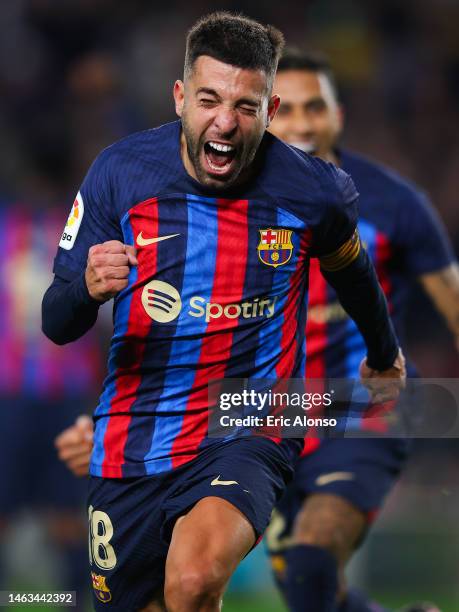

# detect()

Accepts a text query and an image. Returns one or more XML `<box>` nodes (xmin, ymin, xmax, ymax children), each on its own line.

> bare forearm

<box><xmin>420</xmin><ymin>263</ymin><xmax>459</xmax><ymax>339</ymax></box>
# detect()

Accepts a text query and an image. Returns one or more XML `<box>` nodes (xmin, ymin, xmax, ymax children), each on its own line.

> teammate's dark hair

<box><xmin>184</xmin><ymin>11</ymin><xmax>284</xmax><ymax>90</ymax></box>
<box><xmin>278</xmin><ymin>47</ymin><xmax>339</xmax><ymax>100</ymax></box>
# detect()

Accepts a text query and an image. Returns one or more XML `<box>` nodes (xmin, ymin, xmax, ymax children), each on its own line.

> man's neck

<box><xmin>324</xmin><ymin>149</ymin><xmax>340</xmax><ymax>166</ymax></box>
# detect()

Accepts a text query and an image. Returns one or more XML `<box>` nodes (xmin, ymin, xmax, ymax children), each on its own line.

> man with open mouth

<box><xmin>44</xmin><ymin>11</ymin><xmax>405</xmax><ymax>612</ymax></box>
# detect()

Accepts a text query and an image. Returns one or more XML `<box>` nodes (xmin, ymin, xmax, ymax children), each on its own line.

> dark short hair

<box><xmin>278</xmin><ymin>47</ymin><xmax>339</xmax><ymax>99</ymax></box>
<box><xmin>184</xmin><ymin>11</ymin><xmax>284</xmax><ymax>89</ymax></box>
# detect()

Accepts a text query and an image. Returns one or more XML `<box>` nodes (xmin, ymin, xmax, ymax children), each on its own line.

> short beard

<box><xmin>181</xmin><ymin>112</ymin><xmax>205</xmax><ymax>181</ymax></box>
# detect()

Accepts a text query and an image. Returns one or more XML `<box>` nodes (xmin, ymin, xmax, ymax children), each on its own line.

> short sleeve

<box><xmin>53</xmin><ymin>150</ymin><xmax>123</xmax><ymax>280</ymax></box>
<box><xmin>398</xmin><ymin>190</ymin><xmax>455</xmax><ymax>275</ymax></box>
<box><xmin>313</xmin><ymin>167</ymin><xmax>359</xmax><ymax>257</ymax></box>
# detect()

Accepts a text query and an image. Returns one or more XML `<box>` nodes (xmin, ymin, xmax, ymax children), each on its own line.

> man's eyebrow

<box><xmin>195</xmin><ymin>88</ymin><xmax>260</xmax><ymax>107</ymax></box>
<box><xmin>304</xmin><ymin>96</ymin><xmax>326</xmax><ymax>107</ymax></box>
<box><xmin>237</xmin><ymin>97</ymin><xmax>260</xmax><ymax>107</ymax></box>
<box><xmin>196</xmin><ymin>87</ymin><xmax>221</xmax><ymax>99</ymax></box>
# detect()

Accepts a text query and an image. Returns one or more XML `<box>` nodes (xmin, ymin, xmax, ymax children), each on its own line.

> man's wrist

<box><xmin>366</xmin><ymin>345</ymin><xmax>400</xmax><ymax>372</ymax></box>
<box><xmin>76</xmin><ymin>272</ymin><xmax>102</xmax><ymax>307</ymax></box>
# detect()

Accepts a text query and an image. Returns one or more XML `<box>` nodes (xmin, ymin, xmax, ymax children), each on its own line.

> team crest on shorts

<box><xmin>258</xmin><ymin>229</ymin><xmax>293</xmax><ymax>267</ymax></box>
<box><xmin>91</xmin><ymin>572</ymin><xmax>112</xmax><ymax>603</ymax></box>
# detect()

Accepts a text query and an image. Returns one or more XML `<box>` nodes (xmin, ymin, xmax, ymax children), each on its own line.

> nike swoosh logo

<box><xmin>136</xmin><ymin>232</ymin><xmax>180</xmax><ymax>246</ymax></box>
<box><xmin>315</xmin><ymin>472</ymin><xmax>355</xmax><ymax>486</ymax></box>
<box><xmin>211</xmin><ymin>475</ymin><xmax>238</xmax><ymax>486</ymax></box>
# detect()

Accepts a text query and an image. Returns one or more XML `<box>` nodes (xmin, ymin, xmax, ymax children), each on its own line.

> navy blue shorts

<box><xmin>0</xmin><ymin>396</ymin><xmax>89</xmax><ymax>515</ymax></box>
<box><xmin>294</xmin><ymin>438</ymin><xmax>409</xmax><ymax>516</ymax></box>
<box><xmin>88</xmin><ymin>437</ymin><xmax>294</xmax><ymax>611</ymax></box>
<box><xmin>266</xmin><ymin>438</ymin><xmax>409</xmax><ymax>566</ymax></box>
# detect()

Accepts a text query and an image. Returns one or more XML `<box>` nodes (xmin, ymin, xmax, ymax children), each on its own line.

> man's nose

<box><xmin>294</xmin><ymin>109</ymin><xmax>314</xmax><ymax>135</ymax></box>
<box><xmin>213</xmin><ymin>107</ymin><xmax>238</xmax><ymax>135</ymax></box>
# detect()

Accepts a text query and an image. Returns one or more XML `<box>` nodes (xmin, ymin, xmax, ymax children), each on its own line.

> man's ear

<box><xmin>266</xmin><ymin>94</ymin><xmax>281</xmax><ymax>127</ymax></box>
<box><xmin>173</xmin><ymin>80</ymin><xmax>185</xmax><ymax>117</ymax></box>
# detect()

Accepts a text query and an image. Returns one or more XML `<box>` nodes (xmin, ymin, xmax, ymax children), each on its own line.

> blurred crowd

<box><xmin>0</xmin><ymin>0</ymin><xmax>457</xmax><ymax>607</ymax></box>
<box><xmin>0</xmin><ymin>1</ymin><xmax>457</xmax><ymax>229</ymax></box>
<box><xmin>1</xmin><ymin>0</ymin><xmax>458</xmax><ymax>370</ymax></box>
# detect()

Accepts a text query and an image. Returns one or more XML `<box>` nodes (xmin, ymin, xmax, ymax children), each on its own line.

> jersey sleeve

<box><xmin>53</xmin><ymin>149</ymin><xmax>123</xmax><ymax>280</ymax></box>
<box><xmin>312</xmin><ymin>166</ymin><xmax>360</xmax><ymax>262</ymax></box>
<box><xmin>398</xmin><ymin>190</ymin><xmax>455</xmax><ymax>275</ymax></box>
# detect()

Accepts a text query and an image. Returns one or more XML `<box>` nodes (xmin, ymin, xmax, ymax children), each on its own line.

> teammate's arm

<box><xmin>396</xmin><ymin>188</ymin><xmax>457</xmax><ymax>347</ymax></box>
<box><xmin>54</xmin><ymin>415</ymin><xmax>94</xmax><ymax>477</ymax></box>
<box><xmin>420</xmin><ymin>263</ymin><xmax>459</xmax><ymax>348</ymax></box>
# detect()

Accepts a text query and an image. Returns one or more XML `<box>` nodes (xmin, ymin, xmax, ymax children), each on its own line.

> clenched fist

<box><xmin>54</xmin><ymin>415</ymin><xmax>94</xmax><ymax>478</ymax></box>
<box><xmin>359</xmin><ymin>348</ymin><xmax>406</xmax><ymax>403</ymax></box>
<box><xmin>85</xmin><ymin>240</ymin><xmax>138</xmax><ymax>302</ymax></box>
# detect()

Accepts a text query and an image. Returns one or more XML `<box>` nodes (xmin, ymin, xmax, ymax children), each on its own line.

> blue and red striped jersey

<box><xmin>53</xmin><ymin>121</ymin><xmax>358</xmax><ymax>478</ymax></box>
<box><xmin>302</xmin><ymin>150</ymin><xmax>454</xmax><ymax>452</ymax></box>
<box><xmin>305</xmin><ymin>148</ymin><xmax>454</xmax><ymax>384</ymax></box>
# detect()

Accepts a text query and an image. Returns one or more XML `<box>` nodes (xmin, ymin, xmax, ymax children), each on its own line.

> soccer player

<box><xmin>42</xmin><ymin>13</ymin><xmax>405</xmax><ymax>612</ymax></box>
<box><xmin>265</xmin><ymin>49</ymin><xmax>458</xmax><ymax>612</ymax></box>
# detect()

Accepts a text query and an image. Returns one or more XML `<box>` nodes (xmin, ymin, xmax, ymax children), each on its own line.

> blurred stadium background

<box><xmin>0</xmin><ymin>1</ymin><xmax>458</xmax><ymax>610</ymax></box>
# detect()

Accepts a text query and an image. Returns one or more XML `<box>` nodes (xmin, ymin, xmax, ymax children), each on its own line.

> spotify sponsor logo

<box><xmin>141</xmin><ymin>282</ymin><xmax>277</xmax><ymax>324</ymax></box>
<box><xmin>141</xmin><ymin>280</ymin><xmax>182</xmax><ymax>323</ymax></box>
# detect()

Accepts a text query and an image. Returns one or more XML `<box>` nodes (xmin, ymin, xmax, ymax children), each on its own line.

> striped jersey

<box><xmin>303</xmin><ymin>149</ymin><xmax>454</xmax><ymax>450</ymax></box>
<box><xmin>306</xmin><ymin>149</ymin><xmax>454</xmax><ymax>380</ymax></box>
<box><xmin>53</xmin><ymin>121</ymin><xmax>358</xmax><ymax>478</ymax></box>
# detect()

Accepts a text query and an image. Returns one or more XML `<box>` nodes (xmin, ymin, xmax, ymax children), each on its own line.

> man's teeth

<box><xmin>208</xmin><ymin>141</ymin><xmax>234</xmax><ymax>153</ymax></box>
<box><xmin>292</xmin><ymin>142</ymin><xmax>316</xmax><ymax>153</ymax></box>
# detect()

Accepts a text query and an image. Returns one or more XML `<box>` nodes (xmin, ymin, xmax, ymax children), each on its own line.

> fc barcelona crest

<box><xmin>258</xmin><ymin>228</ymin><xmax>293</xmax><ymax>268</ymax></box>
<box><xmin>91</xmin><ymin>572</ymin><xmax>112</xmax><ymax>603</ymax></box>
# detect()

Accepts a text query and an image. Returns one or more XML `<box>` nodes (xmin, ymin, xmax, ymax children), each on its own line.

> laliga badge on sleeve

<box><xmin>59</xmin><ymin>191</ymin><xmax>84</xmax><ymax>250</ymax></box>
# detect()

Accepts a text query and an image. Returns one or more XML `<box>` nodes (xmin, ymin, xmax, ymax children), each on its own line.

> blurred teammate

<box><xmin>0</xmin><ymin>199</ymin><xmax>103</xmax><ymax>610</ymax></box>
<box><xmin>43</xmin><ymin>13</ymin><xmax>405</xmax><ymax>612</ymax></box>
<box><xmin>265</xmin><ymin>49</ymin><xmax>458</xmax><ymax>612</ymax></box>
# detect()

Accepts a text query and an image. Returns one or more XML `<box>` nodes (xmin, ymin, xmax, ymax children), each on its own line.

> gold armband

<box><xmin>319</xmin><ymin>229</ymin><xmax>361</xmax><ymax>272</ymax></box>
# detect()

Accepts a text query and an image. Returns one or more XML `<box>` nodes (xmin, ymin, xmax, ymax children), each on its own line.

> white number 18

<box><xmin>88</xmin><ymin>505</ymin><xmax>117</xmax><ymax>570</ymax></box>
